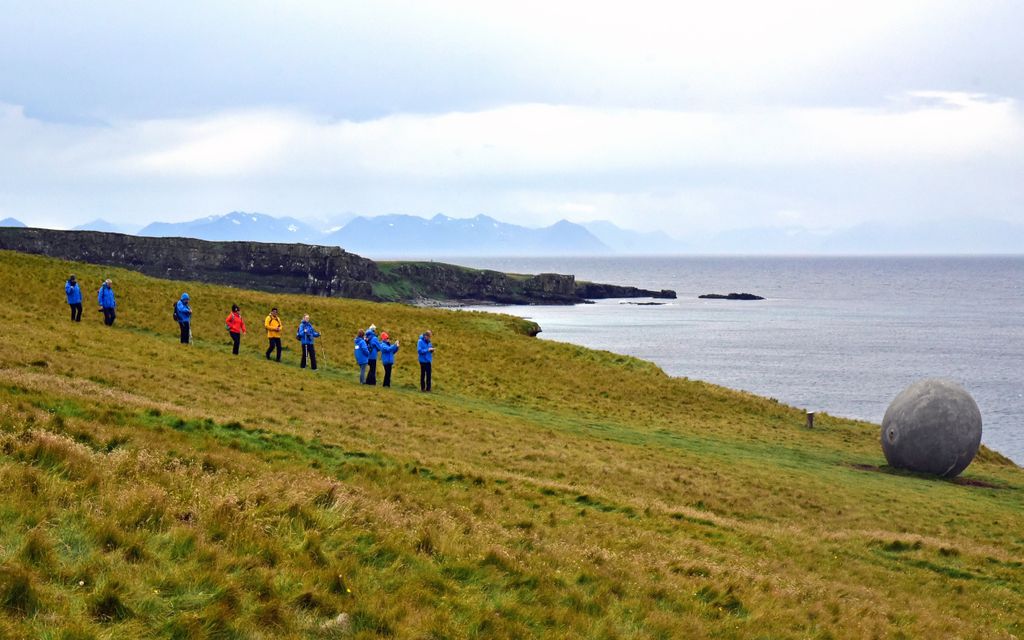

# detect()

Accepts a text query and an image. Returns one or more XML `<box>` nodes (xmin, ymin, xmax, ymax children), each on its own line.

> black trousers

<box><xmin>230</xmin><ymin>331</ymin><xmax>241</xmax><ymax>355</ymax></box>
<box><xmin>69</xmin><ymin>303</ymin><xmax>82</xmax><ymax>322</ymax></box>
<box><xmin>266</xmin><ymin>338</ymin><xmax>281</xmax><ymax>361</ymax></box>
<box><xmin>382</xmin><ymin>363</ymin><xmax>393</xmax><ymax>387</ymax></box>
<box><xmin>301</xmin><ymin>344</ymin><xmax>317</xmax><ymax>370</ymax></box>
<box><xmin>366</xmin><ymin>359</ymin><xmax>377</xmax><ymax>385</ymax></box>
<box><xmin>179</xmin><ymin>321</ymin><xmax>190</xmax><ymax>344</ymax></box>
<box><xmin>419</xmin><ymin>362</ymin><xmax>431</xmax><ymax>391</ymax></box>
<box><xmin>102</xmin><ymin>307</ymin><xmax>116</xmax><ymax>326</ymax></box>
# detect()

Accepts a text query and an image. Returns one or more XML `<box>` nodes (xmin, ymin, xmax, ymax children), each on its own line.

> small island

<box><xmin>699</xmin><ymin>292</ymin><xmax>765</xmax><ymax>300</ymax></box>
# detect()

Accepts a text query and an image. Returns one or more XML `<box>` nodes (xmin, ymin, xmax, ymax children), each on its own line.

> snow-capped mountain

<box><xmin>137</xmin><ymin>211</ymin><xmax>321</xmax><ymax>243</ymax></box>
<box><xmin>581</xmin><ymin>220</ymin><xmax>684</xmax><ymax>254</ymax></box>
<box><xmin>323</xmin><ymin>213</ymin><xmax>611</xmax><ymax>257</ymax></box>
<box><xmin>73</xmin><ymin>219</ymin><xmax>140</xmax><ymax>234</ymax></box>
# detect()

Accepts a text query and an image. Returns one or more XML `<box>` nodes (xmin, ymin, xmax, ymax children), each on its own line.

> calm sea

<box><xmin>453</xmin><ymin>256</ymin><xmax>1024</xmax><ymax>464</ymax></box>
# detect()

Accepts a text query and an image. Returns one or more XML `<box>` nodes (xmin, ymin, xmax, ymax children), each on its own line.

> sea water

<box><xmin>453</xmin><ymin>256</ymin><xmax>1024</xmax><ymax>464</ymax></box>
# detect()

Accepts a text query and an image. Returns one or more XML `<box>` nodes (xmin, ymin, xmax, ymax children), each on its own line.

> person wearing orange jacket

<box><xmin>264</xmin><ymin>307</ymin><xmax>283</xmax><ymax>361</ymax></box>
<box><xmin>225</xmin><ymin>304</ymin><xmax>247</xmax><ymax>355</ymax></box>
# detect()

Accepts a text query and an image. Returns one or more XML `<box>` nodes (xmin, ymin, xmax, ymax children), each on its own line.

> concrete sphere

<box><xmin>881</xmin><ymin>379</ymin><xmax>982</xmax><ymax>478</ymax></box>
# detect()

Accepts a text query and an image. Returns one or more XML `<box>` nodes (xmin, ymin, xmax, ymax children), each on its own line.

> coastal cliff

<box><xmin>378</xmin><ymin>262</ymin><xmax>675</xmax><ymax>304</ymax></box>
<box><xmin>0</xmin><ymin>228</ymin><xmax>378</xmax><ymax>298</ymax></box>
<box><xmin>0</xmin><ymin>227</ymin><xmax>675</xmax><ymax>304</ymax></box>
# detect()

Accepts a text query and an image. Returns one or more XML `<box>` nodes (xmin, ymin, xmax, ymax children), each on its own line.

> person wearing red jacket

<box><xmin>225</xmin><ymin>304</ymin><xmax>247</xmax><ymax>355</ymax></box>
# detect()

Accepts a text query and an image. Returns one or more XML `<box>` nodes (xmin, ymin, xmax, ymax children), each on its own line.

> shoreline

<box><xmin>465</xmin><ymin>299</ymin><xmax>1022</xmax><ymax>467</ymax></box>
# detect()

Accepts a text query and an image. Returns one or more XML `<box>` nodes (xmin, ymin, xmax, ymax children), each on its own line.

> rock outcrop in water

<box><xmin>699</xmin><ymin>292</ymin><xmax>765</xmax><ymax>300</ymax></box>
<box><xmin>578</xmin><ymin>282</ymin><xmax>676</xmax><ymax>300</ymax></box>
<box><xmin>0</xmin><ymin>227</ymin><xmax>676</xmax><ymax>304</ymax></box>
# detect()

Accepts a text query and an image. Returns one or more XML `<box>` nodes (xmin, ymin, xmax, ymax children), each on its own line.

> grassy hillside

<box><xmin>0</xmin><ymin>249</ymin><xmax>1022</xmax><ymax>639</ymax></box>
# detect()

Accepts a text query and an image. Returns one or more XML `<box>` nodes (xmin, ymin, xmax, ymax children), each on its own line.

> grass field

<box><xmin>0</xmin><ymin>249</ymin><xmax>1022</xmax><ymax>639</ymax></box>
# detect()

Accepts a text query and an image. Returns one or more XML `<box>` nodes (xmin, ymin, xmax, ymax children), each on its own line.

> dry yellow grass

<box><xmin>0</xmin><ymin>249</ymin><xmax>1022</xmax><ymax>639</ymax></box>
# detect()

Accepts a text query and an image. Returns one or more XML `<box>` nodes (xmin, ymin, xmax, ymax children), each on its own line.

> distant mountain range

<box><xmin>128</xmin><ymin>211</ymin><xmax>631</xmax><ymax>256</ymax></box>
<box><xmin>696</xmin><ymin>218</ymin><xmax>1024</xmax><ymax>255</ymax></box>
<box><xmin>15</xmin><ymin>212</ymin><xmax>653</xmax><ymax>255</ymax></box>
<box><xmin>138</xmin><ymin>211</ymin><xmax>322</xmax><ymax>244</ymax></box>
<box><xmin>123</xmin><ymin>211</ymin><xmax>622</xmax><ymax>256</ymax></box>
<box><xmin>73</xmin><ymin>219</ymin><xmax>141</xmax><ymax>235</ymax></box>
<box><xmin>8</xmin><ymin>211</ymin><xmax>1024</xmax><ymax>255</ymax></box>
<box><xmin>821</xmin><ymin>218</ymin><xmax>1024</xmax><ymax>254</ymax></box>
<box><xmin>581</xmin><ymin>220</ymin><xmax>683</xmax><ymax>254</ymax></box>
<box><xmin>326</xmin><ymin>214</ymin><xmax>610</xmax><ymax>257</ymax></box>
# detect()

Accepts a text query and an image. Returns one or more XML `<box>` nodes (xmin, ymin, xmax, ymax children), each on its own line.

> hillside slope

<box><xmin>0</xmin><ymin>250</ymin><xmax>1022</xmax><ymax>639</ymax></box>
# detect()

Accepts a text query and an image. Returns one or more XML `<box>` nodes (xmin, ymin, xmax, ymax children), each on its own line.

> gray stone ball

<box><xmin>881</xmin><ymin>379</ymin><xmax>982</xmax><ymax>478</ymax></box>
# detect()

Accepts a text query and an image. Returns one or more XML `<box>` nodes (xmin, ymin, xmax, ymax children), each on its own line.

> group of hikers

<box><xmin>65</xmin><ymin>275</ymin><xmax>436</xmax><ymax>391</ymax></box>
<box><xmin>64</xmin><ymin>274</ymin><xmax>116</xmax><ymax>326</ymax></box>
<box><xmin>349</xmin><ymin>325</ymin><xmax>434</xmax><ymax>390</ymax></box>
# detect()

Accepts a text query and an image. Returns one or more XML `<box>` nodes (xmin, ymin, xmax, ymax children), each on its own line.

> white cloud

<box><xmin>3</xmin><ymin>2</ymin><xmax>1023</xmax><ymax>235</ymax></box>
<box><xmin>120</xmin><ymin>113</ymin><xmax>299</xmax><ymax>176</ymax></box>
<box><xmin>50</xmin><ymin>92</ymin><xmax>1022</xmax><ymax>177</ymax></box>
<box><xmin>1</xmin><ymin>92</ymin><xmax>1021</xmax><ymax>233</ymax></box>
<box><xmin>5</xmin><ymin>1</ymin><xmax>1015</xmax><ymax>124</ymax></box>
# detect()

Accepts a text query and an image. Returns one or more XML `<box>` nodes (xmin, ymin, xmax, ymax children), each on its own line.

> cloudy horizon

<box><xmin>2</xmin><ymin>1</ymin><xmax>1022</xmax><ymax>240</ymax></box>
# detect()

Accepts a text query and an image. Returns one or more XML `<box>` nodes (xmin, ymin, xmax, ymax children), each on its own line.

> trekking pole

<box><xmin>319</xmin><ymin>336</ymin><xmax>328</xmax><ymax>370</ymax></box>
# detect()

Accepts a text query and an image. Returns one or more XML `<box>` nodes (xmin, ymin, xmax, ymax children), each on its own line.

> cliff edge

<box><xmin>0</xmin><ymin>227</ymin><xmax>675</xmax><ymax>304</ymax></box>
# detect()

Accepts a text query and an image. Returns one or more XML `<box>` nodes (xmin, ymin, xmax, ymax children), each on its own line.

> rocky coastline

<box><xmin>0</xmin><ymin>227</ymin><xmax>676</xmax><ymax>305</ymax></box>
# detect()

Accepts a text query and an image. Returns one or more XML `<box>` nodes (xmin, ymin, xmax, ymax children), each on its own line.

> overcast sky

<box><xmin>1</xmin><ymin>1</ymin><xmax>1022</xmax><ymax>235</ymax></box>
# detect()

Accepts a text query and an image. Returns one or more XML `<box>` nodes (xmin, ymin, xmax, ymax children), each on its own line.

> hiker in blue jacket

<box><xmin>365</xmin><ymin>324</ymin><xmax>382</xmax><ymax>385</ymax></box>
<box><xmin>353</xmin><ymin>329</ymin><xmax>370</xmax><ymax>383</ymax></box>
<box><xmin>379</xmin><ymin>332</ymin><xmax>400</xmax><ymax>388</ymax></box>
<box><xmin>65</xmin><ymin>274</ymin><xmax>82</xmax><ymax>322</ymax></box>
<box><xmin>175</xmin><ymin>293</ymin><xmax>192</xmax><ymax>344</ymax></box>
<box><xmin>417</xmin><ymin>330</ymin><xmax>434</xmax><ymax>392</ymax></box>
<box><xmin>97</xmin><ymin>279</ymin><xmax>116</xmax><ymax>326</ymax></box>
<box><xmin>297</xmin><ymin>314</ymin><xmax>321</xmax><ymax>370</ymax></box>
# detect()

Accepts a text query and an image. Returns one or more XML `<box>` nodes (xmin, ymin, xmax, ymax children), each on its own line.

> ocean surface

<box><xmin>452</xmin><ymin>256</ymin><xmax>1024</xmax><ymax>464</ymax></box>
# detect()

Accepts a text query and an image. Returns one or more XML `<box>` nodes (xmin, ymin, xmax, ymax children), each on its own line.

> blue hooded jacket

<box><xmin>97</xmin><ymin>283</ymin><xmax>116</xmax><ymax>309</ymax></box>
<box><xmin>380</xmin><ymin>341</ymin><xmax>399</xmax><ymax>365</ymax></box>
<box><xmin>353</xmin><ymin>336</ymin><xmax>370</xmax><ymax>365</ymax></box>
<box><xmin>365</xmin><ymin>328</ymin><xmax>380</xmax><ymax>360</ymax></box>
<box><xmin>417</xmin><ymin>334</ymin><xmax>433</xmax><ymax>363</ymax></box>
<box><xmin>176</xmin><ymin>295</ymin><xmax>192</xmax><ymax>322</ymax></box>
<box><xmin>297</xmin><ymin>320</ymin><xmax>320</xmax><ymax>345</ymax></box>
<box><xmin>65</xmin><ymin>280</ymin><xmax>82</xmax><ymax>305</ymax></box>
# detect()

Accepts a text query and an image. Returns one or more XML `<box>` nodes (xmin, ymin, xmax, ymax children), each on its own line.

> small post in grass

<box><xmin>806</xmin><ymin>411</ymin><xmax>815</xmax><ymax>429</ymax></box>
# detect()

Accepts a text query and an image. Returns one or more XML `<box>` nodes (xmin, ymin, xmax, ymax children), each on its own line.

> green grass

<box><xmin>0</xmin><ymin>249</ymin><xmax>1022</xmax><ymax>638</ymax></box>
<box><xmin>372</xmin><ymin>261</ymin><xmax>539</xmax><ymax>302</ymax></box>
